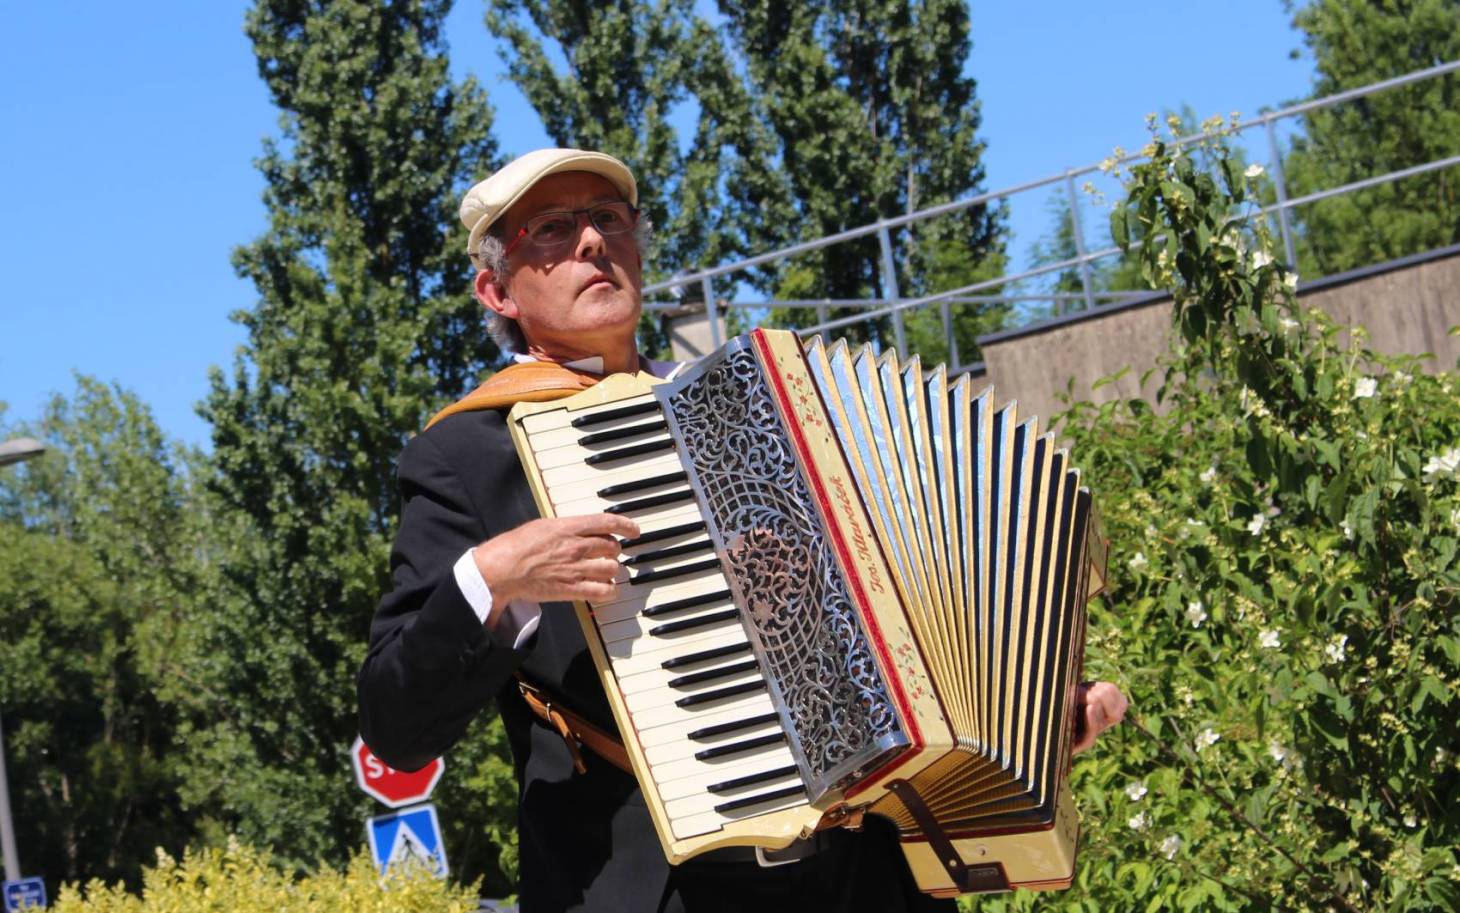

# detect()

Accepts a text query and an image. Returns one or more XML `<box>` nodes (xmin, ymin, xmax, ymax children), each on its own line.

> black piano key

<box><xmin>707</xmin><ymin>765</ymin><xmax>799</xmax><ymax>794</ymax></box>
<box><xmin>577</xmin><ymin>419</ymin><xmax>668</xmax><ymax>446</ymax></box>
<box><xmin>631</xmin><ymin>556</ymin><xmax>721</xmax><ymax>585</ymax></box>
<box><xmin>620</xmin><ymin>520</ymin><xmax>705</xmax><ymax>549</ymax></box>
<box><xmin>713</xmin><ymin>784</ymin><xmax>806</xmax><ymax>814</ymax></box>
<box><xmin>585</xmin><ymin>439</ymin><xmax>676</xmax><ymax>466</ymax></box>
<box><xmin>606</xmin><ymin>489</ymin><xmax>696</xmax><ymax>515</ymax></box>
<box><xmin>661</xmin><ymin>641</ymin><xmax>751</xmax><ymax>670</ymax></box>
<box><xmin>571</xmin><ymin>400</ymin><xmax>661</xmax><ymax>428</ymax></box>
<box><xmin>668</xmin><ymin>659</ymin><xmax>760</xmax><ymax>689</ymax></box>
<box><xmin>688</xmin><ymin>711</ymin><xmax>780</xmax><ymax>741</ymax></box>
<box><xmin>597</xmin><ymin>471</ymin><xmax>688</xmax><ymax>498</ymax></box>
<box><xmin>649</xmin><ymin>607</ymin><xmax>740</xmax><ymax>636</ymax></box>
<box><xmin>694</xmin><ymin>732</ymin><xmax>785</xmax><ymax>761</ymax></box>
<box><xmin>627</xmin><ymin>539</ymin><xmax>715</xmax><ymax>568</ymax></box>
<box><xmin>675</xmin><ymin>679</ymin><xmax>765</xmax><ymax>708</ymax></box>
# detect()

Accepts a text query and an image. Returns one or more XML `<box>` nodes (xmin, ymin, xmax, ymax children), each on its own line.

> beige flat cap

<box><xmin>460</xmin><ymin>148</ymin><xmax>637</xmax><ymax>268</ymax></box>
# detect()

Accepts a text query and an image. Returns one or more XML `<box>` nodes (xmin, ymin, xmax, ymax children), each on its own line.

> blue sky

<box><xmin>0</xmin><ymin>1</ymin><xmax>1314</xmax><ymax>448</ymax></box>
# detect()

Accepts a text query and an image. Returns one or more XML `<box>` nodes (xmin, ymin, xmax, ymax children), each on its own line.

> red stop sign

<box><xmin>352</xmin><ymin>736</ymin><xmax>444</xmax><ymax>808</ymax></box>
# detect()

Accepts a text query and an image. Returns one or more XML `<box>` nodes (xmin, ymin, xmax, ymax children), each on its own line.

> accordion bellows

<box><xmin>509</xmin><ymin>329</ymin><xmax>1106</xmax><ymax>897</ymax></box>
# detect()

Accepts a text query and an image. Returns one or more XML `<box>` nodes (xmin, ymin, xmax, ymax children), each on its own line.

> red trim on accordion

<box><xmin>749</xmin><ymin>330</ymin><xmax>925</xmax><ymax>777</ymax></box>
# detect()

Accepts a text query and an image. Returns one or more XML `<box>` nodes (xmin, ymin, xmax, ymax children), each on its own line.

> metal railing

<box><xmin>642</xmin><ymin>59</ymin><xmax>1460</xmax><ymax>372</ymax></box>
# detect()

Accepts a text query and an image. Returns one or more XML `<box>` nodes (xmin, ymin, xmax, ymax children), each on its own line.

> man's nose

<box><xmin>573</xmin><ymin>211</ymin><xmax>607</xmax><ymax>258</ymax></box>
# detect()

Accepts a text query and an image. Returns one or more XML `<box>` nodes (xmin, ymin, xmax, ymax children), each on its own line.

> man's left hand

<box><xmin>1071</xmin><ymin>681</ymin><xmax>1127</xmax><ymax>755</ymax></box>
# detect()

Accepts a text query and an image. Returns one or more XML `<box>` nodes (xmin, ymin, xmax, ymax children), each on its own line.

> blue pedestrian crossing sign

<box><xmin>366</xmin><ymin>802</ymin><xmax>448</xmax><ymax>879</ymax></box>
<box><xmin>2</xmin><ymin>877</ymin><xmax>47</xmax><ymax>911</ymax></box>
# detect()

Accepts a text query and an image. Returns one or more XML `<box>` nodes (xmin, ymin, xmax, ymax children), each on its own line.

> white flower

<box><xmin>1283</xmin><ymin>272</ymin><xmax>1299</xmax><ymax>291</ymax></box>
<box><xmin>1422</xmin><ymin>447</ymin><xmax>1460</xmax><ymax>482</ymax></box>
<box><xmin>1259</xmin><ymin>629</ymin><xmax>1281</xmax><ymax>649</ymax></box>
<box><xmin>1403</xmin><ymin>814</ymin><xmax>1417</xmax><ymax>828</ymax></box>
<box><xmin>1128</xmin><ymin>551</ymin><xmax>1149</xmax><ymax>572</ymax></box>
<box><xmin>1128</xmin><ymin>811</ymin><xmax>1150</xmax><ymax>831</ymax></box>
<box><xmin>1250</xmin><ymin>250</ymin><xmax>1273</xmax><ymax>271</ymax></box>
<box><xmin>1278</xmin><ymin>317</ymin><xmax>1298</xmax><ymax>333</ymax></box>
<box><xmin>1195</xmin><ymin>728</ymin><xmax>1220</xmax><ymax>752</ymax></box>
<box><xmin>1245</xmin><ymin>163</ymin><xmax>1265</xmax><ymax>179</ymax></box>
<box><xmin>1450</xmin><ymin>505</ymin><xmax>1460</xmax><ymax>529</ymax></box>
<box><xmin>1159</xmin><ymin>834</ymin><xmax>1181</xmax><ymax>859</ymax></box>
<box><xmin>1392</xmin><ymin>371</ymin><xmax>1411</xmax><ymax>385</ymax></box>
<box><xmin>1268</xmin><ymin>742</ymin><xmax>1289</xmax><ymax>764</ymax></box>
<box><xmin>1185</xmin><ymin>600</ymin><xmax>1208</xmax><ymax>628</ymax></box>
<box><xmin>1199</xmin><ymin>465</ymin><xmax>1217</xmax><ymax>483</ymax></box>
<box><xmin>1325</xmin><ymin>635</ymin><xmax>1348</xmax><ymax>663</ymax></box>
<box><xmin>1352</xmin><ymin>376</ymin><xmax>1378</xmax><ymax>399</ymax></box>
<box><xmin>1341</xmin><ymin>519</ymin><xmax>1354</xmax><ymax>540</ymax></box>
<box><xmin>1247</xmin><ymin>514</ymin><xmax>1267</xmax><ymax>536</ymax></box>
<box><xmin>1125</xmin><ymin>782</ymin><xmax>1148</xmax><ymax>801</ymax></box>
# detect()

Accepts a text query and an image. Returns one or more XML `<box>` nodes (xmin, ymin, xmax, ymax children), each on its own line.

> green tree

<box><xmin>965</xmin><ymin>117</ymin><xmax>1459</xmax><ymax>912</ymax></box>
<box><xmin>0</xmin><ymin>380</ymin><xmax>198</xmax><ymax>887</ymax></box>
<box><xmin>486</xmin><ymin>0</ymin><xmax>1004</xmax><ymax>356</ymax></box>
<box><xmin>189</xmin><ymin>0</ymin><xmax>515</xmax><ymax>885</ymax></box>
<box><xmin>717</xmin><ymin>0</ymin><xmax>1003</xmax><ymax>343</ymax></box>
<box><xmin>1283</xmin><ymin>0</ymin><xmax>1460</xmax><ymax>276</ymax></box>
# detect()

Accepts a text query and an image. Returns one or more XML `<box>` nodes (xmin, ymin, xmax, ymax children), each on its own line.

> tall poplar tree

<box><xmin>1283</xmin><ymin>0</ymin><xmax>1460</xmax><ymax>276</ymax></box>
<box><xmin>486</xmin><ymin>0</ymin><xmax>1003</xmax><ymax>353</ymax></box>
<box><xmin>189</xmin><ymin>0</ymin><xmax>508</xmax><ymax>870</ymax></box>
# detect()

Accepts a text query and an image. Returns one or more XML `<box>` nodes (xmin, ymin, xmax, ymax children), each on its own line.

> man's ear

<box><xmin>474</xmin><ymin>269</ymin><xmax>519</xmax><ymax>320</ymax></box>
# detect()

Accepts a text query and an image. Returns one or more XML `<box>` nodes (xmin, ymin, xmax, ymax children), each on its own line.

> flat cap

<box><xmin>460</xmin><ymin>148</ymin><xmax>637</xmax><ymax>268</ymax></box>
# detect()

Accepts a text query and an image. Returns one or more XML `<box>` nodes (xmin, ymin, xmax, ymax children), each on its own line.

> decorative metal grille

<box><xmin>664</xmin><ymin>346</ymin><xmax>899</xmax><ymax>785</ymax></box>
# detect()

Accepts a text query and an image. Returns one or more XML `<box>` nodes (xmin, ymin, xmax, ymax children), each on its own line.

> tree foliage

<box><xmin>1283</xmin><ymin>0</ymin><xmax>1460</xmax><ymax>276</ymax></box>
<box><xmin>184</xmin><ymin>0</ymin><xmax>514</xmax><ymax>881</ymax></box>
<box><xmin>966</xmin><ymin>118</ymin><xmax>1459</xmax><ymax>911</ymax></box>
<box><xmin>0</xmin><ymin>380</ymin><xmax>199</xmax><ymax>887</ymax></box>
<box><xmin>486</xmin><ymin>0</ymin><xmax>1004</xmax><ymax>354</ymax></box>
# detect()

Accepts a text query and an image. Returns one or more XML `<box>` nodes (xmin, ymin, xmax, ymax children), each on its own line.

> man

<box><xmin>357</xmin><ymin>148</ymin><xmax>1128</xmax><ymax>912</ymax></box>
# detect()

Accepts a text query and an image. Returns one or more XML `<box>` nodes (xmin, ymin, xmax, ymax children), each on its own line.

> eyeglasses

<box><xmin>503</xmin><ymin>201</ymin><xmax>639</xmax><ymax>257</ymax></box>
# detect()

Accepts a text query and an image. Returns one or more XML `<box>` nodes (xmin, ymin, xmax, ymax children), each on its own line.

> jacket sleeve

<box><xmin>356</xmin><ymin>427</ymin><xmax>528</xmax><ymax>771</ymax></box>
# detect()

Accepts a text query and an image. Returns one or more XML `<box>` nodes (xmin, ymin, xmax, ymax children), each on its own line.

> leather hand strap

<box><xmin>515</xmin><ymin>675</ymin><xmax>632</xmax><ymax>775</ymax></box>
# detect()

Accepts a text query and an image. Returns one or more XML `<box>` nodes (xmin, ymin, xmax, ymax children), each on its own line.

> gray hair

<box><xmin>474</xmin><ymin>216</ymin><xmax>655</xmax><ymax>355</ymax></box>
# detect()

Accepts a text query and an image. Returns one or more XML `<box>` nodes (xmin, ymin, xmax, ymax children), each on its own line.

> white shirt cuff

<box><xmin>453</xmin><ymin>548</ymin><xmax>542</xmax><ymax>649</ymax></box>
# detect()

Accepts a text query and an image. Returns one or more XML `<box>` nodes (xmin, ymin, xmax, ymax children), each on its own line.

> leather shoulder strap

<box><xmin>426</xmin><ymin>361</ymin><xmax>601</xmax><ymax>430</ymax></box>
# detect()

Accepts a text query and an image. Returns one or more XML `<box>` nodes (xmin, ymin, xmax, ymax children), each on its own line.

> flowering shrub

<box><xmin>966</xmin><ymin>118</ymin><xmax>1459</xmax><ymax>911</ymax></box>
<box><xmin>49</xmin><ymin>841</ymin><xmax>480</xmax><ymax>913</ymax></box>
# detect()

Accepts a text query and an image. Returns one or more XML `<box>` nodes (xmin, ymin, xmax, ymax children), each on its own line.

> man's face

<box><xmin>483</xmin><ymin>171</ymin><xmax>643</xmax><ymax>359</ymax></box>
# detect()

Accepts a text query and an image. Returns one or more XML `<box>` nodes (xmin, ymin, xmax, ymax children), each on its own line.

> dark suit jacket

<box><xmin>357</xmin><ymin>407</ymin><xmax>952</xmax><ymax>913</ymax></box>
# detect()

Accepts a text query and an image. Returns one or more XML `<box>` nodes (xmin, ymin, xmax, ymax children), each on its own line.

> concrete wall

<box><xmin>974</xmin><ymin>245</ymin><xmax>1460</xmax><ymax>426</ymax></box>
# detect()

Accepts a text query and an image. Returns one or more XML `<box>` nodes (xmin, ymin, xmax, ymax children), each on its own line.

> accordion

<box><xmin>508</xmin><ymin>328</ymin><xmax>1107</xmax><ymax>897</ymax></box>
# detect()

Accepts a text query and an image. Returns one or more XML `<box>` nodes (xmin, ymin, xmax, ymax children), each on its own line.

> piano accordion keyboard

<box><xmin>517</xmin><ymin>392</ymin><xmax>810</xmax><ymax>840</ymax></box>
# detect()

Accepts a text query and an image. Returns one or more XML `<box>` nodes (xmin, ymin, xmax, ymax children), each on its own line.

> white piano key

<box><xmin>663</xmin><ymin>770</ymin><xmax>803</xmax><ymax>819</ymax></box>
<box><xmin>629</xmin><ymin>688</ymin><xmax>771</xmax><ymax>730</ymax></box>
<box><xmin>549</xmin><ymin>465</ymin><xmax>690</xmax><ymax>505</ymax></box>
<box><xmin>532</xmin><ymin>431</ymin><xmax>676</xmax><ymax>470</ymax></box>
<box><xmin>607</xmin><ymin>628</ymin><xmax>751</xmax><ymax>679</ymax></box>
<box><xmin>591</xmin><ymin>573</ymin><xmax>728</xmax><ymax>626</ymax></box>
<box><xmin>540</xmin><ymin>452</ymin><xmax>683</xmax><ymax>489</ymax></box>
<box><xmin>669</xmin><ymin>790</ymin><xmax>808</xmax><ymax>841</ymax></box>
<box><xmin>623</xmin><ymin>668</ymin><xmax>764</xmax><ymax>714</ymax></box>
<box><xmin>598</xmin><ymin>596</ymin><xmax>738</xmax><ymax>643</ymax></box>
<box><xmin>592</xmin><ymin>566</ymin><xmax>727</xmax><ymax>615</ymax></box>
<box><xmin>618</xmin><ymin>653</ymin><xmax>760</xmax><ymax>698</ymax></box>
<box><xmin>642</xmin><ymin>718</ymin><xmax>782</xmax><ymax>765</ymax></box>
<box><xmin>528</xmin><ymin>418</ymin><xmax>671</xmax><ymax>454</ymax></box>
<box><xmin>517</xmin><ymin>395</ymin><xmax>659</xmax><ymax>435</ymax></box>
<box><xmin>633</xmin><ymin>695</ymin><xmax>779</xmax><ymax>747</ymax></box>
<box><xmin>652</xmin><ymin>742</ymin><xmax>796</xmax><ymax>789</ymax></box>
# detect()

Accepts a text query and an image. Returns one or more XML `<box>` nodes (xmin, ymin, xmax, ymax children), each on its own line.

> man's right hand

<box><xmin>472</xmin><ymin>513</ymin><xmax>641</xmax><ymax>607</ymax></box>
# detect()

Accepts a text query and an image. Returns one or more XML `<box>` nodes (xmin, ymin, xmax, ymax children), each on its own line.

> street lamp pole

<box><xmin>0</xmin><ymin>436</ymin><xmax>46</xmax><ymax>883</ymax></box>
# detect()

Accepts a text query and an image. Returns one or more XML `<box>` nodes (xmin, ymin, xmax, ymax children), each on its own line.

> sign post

<box><xmin>351</xmin><ymin>737</ymin><xmax>443</xmax><ymax>809</ymax></box>
<box><xmin>365</xmin><ymin>804</ymin><xmax>448</xmax><ymax>879</ymax></box>
<box><xmin>2</xmin><ymin>877</ymin><xmax>46</xmax><ymax>911</ymax></box>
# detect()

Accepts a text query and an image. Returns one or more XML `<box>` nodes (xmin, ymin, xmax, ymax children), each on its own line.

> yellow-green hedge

<box><xmin>51</xmin><ymin>840</ymin><xmax>481</xmax><ymax>913</ymax></box>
